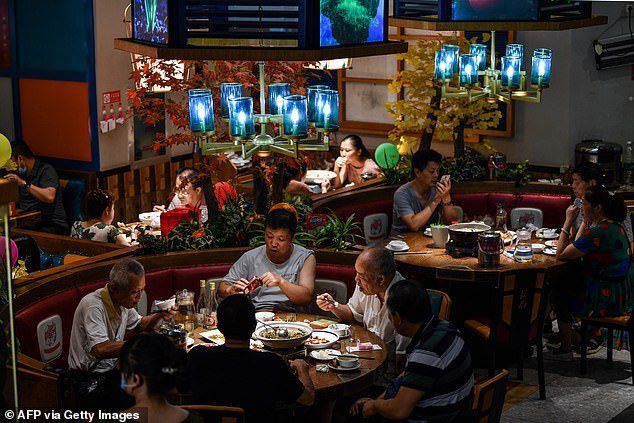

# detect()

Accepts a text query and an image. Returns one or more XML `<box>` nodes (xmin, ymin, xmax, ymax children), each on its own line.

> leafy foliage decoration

<box><xmin>386</xmin><ymin>35</ymin><xmax>502</xmax><ymax>157</ymax></box>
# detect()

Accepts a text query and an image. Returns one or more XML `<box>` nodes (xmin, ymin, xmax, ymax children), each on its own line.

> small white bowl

<box><xmin>154</xmin><ymin>297</ymin><xmax>175</xmax><ymax>311</ymax></box>
<box><xmin>337</xmin><ymin>354</ymin><xmax>359</xmax><ymax>368</ymax></box>
<box><xmin>532</xmin><ymin>243</ymin><xmax>545</xmax><ymax>254</ymax></box>
<box><xmin>387</xmin><ymin>240</ymin><xmax>408</xmax><ymax>251</ymax></box>
<box><xmin>328</xmin><ymin>323</ymin><xmax>350</xmax><ymax>338</ymax></box>
<box><xmin>255</xmin><ymin>311</ymin><xmax>275</xmax><ymax>322</ymax></box>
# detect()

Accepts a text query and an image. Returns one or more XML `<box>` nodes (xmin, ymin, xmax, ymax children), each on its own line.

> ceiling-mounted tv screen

<box><xmin>133</xmin><ymin>0</ymin><xmax>169</xmax><ymax>44</ymax></box>
<box><xmin>452</xmin><ymin>0</ymin><xmax>539</xmax><ymax>21</ymax></box>
<box><xmin>320</xmin><ymin>0</ymin><xmax>386</xmax><ymax>47</ymax></box>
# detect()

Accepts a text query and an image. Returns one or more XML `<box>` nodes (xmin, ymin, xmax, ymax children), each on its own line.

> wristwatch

<box><xmin>23</xmin><ymin>181</ymin><xmax>30</xmax><ymax>189</ymax></box>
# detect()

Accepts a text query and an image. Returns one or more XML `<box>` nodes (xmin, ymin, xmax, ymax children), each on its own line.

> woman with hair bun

<box><xmin>119</xmin><ymin>333</ymin><xmax>202</xmax><ymax>423</ymax></box>
<box><xmin>70</xmin><ymin>189</ymin><xmax>131</xmax><ymax>246</ymax></box>
<box><xmin>549</xmin><ymin>185</ymin><xmax>633</xmax><ymax>360</ymax></box>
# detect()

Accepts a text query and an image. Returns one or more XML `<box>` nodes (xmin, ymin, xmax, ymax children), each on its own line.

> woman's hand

<box><xmin>334</xmin><ymin>156</ymin><xmax>347</xmax><ymax>170</ymax></box>
<box><xmin>564</xmin><ymin>204</ymin><xmax>580</xmax><ymax>226</ymax></box>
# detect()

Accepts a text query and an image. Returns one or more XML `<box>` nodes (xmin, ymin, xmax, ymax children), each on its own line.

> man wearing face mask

<box><xmin>4</xmin><ymin>140</ymin><xmax>68</xmax><ymax>234</ymax></box>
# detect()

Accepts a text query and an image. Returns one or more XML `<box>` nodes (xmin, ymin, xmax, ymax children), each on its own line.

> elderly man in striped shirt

<box><xmin>351</xmin><ymin>279</ymin><xmax>474</xmax><ymax>422</ymax></box>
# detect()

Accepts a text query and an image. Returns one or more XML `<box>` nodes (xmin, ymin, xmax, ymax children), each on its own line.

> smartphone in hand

<box><xmin>440</xmin><ymin>174</ymin><xmax>451</xmax><ymax>184</ymax></box>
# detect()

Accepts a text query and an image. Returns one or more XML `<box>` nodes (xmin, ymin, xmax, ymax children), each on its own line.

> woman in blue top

<box><xmin>390</xmin><ymin>149</ymin><xmax>458</xmax><ymax>236</ymax></box>
<box><xmin>552</xmin><ymin>185</ymin><xmax>632</xmax><ymax>359</ymax></box>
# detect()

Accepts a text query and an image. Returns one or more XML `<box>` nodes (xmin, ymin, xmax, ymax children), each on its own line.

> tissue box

<box><xmin>358</xmin><ymin>342</ymin><xmax>373</xmax><ymax>351</ymax></box>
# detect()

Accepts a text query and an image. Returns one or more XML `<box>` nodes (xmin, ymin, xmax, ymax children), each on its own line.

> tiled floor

<box><xmin>500</xmin><ymin>348</ymin><xmax>634</xmax><ymax>423</ymax></box>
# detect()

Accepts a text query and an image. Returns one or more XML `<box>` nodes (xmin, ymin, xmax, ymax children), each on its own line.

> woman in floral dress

<box><xmin>70</xmin><ymin>189</ymin><xmax>131</xmax><ymax>246</ymax></box>
<box><xmin>551</xmin><ymin>185</ymin><xmax>632</xmax><ymax>359</ymax></box>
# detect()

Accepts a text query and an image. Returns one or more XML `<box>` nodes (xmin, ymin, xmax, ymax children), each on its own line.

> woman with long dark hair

<box><xmin>333</xmin><ymin>135</ymin><xmax>381</xmax><ymax>188</ymax></box>
<box><xmin>550</xmin><ymin>185</ymin><xmax>633</xmax><ymax>360</ymax></box>
<box><xmin>119</xmin><ymin>333</ymin><xmax>202</xmax><ymax>422</ymax></box>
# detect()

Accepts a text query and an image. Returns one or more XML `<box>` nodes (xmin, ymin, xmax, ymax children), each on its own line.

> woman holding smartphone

<box><xmin>390</xmin><ymin>149</ymin><xmax>458</xmax><ymax>236</ymax></box>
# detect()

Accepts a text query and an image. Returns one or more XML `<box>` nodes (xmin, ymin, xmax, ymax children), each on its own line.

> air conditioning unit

<box><xmin>594</xmin><ymin>33</ymin><xmax>634</xmax><ymax>70</ymax></box>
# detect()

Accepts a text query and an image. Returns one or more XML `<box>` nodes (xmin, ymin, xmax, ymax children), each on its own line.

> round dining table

<box><xmin>391</xmin><ymin>231</ymin><xmax>574</xmax><ymax>285</ymax></box>
<box><xmin>191</xmin><ymin>313</ymin><xmax>388</xmax><ymax>403</ymax></box>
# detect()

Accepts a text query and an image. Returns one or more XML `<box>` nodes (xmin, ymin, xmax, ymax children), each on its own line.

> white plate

<box><xmin>328</xmin><ymin>362</ymin><xmax>361</xmax><ymax>372</ymax></box>
<box><xmin>310</xmin><ymin>349</ymin><xmax>341</xmax><ymax>361</ymax></box>
<box><xmin>305</xmin><ymin>170</ymin><xmax>337</xmax><ymax>184</ymax></box>
<box><xmin>545</xmin><ymin>240</ymin><xmax>558</xmax><ymax>248</ymax></box>
<box><xmin>305</xmin><ymin>330</ymin><xmax>339</xmax><ymax>349</ymax></box>
<box><xmin>495</xmin><ymin>230</ymin><xmax>517</xmax><ymax>245</ymax></box>
<box><xmin>536</xmin><ymin>228</ymin><xmax>558</xmax><ymax>239</ymax></box>
<box><xmin>199</xmin><ymin>329</ymin><xmax>225</xmax><ymax>345</ymax></box>
<box><xmin>424</xmin><ymin>228</ymin><xmax>432</xmax><ymax>237</ymax></box>
<box><xmin>543</xmin><ymin>247</ymin><xmax>557</xmax><ymax>256</ymax></box>
<box><xmin>186</xmin><ymin>337</ymin><xmax>195</xmax><ymax>347</ymax></box>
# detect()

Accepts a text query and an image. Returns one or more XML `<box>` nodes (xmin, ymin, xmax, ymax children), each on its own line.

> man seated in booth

<box><xmin>570</xmin><ymin>162</ymin><xmax>633</xmax><ymax>249</ymax></box>
<box><xmin>218</xmin><ymin>204</ymin><xmax>316</xmax><ymax>312</ymax></box>
<box><xmin>4</xmin><ymin>140</ymin><xmax>68</xmax><ymax>234</ymax></box>
<box><xmin>316</xmin><ymin>247</ymin><xmax>408</xmax><ymax>378</ymax></box>
<box><xmin>351</xmin><ymin>279</ymin><xmax>474</xmax><ymax>422</ymax></box>
<box><xmin>68</xmin><ymin>258</ymin><xmax>175</xmax><ymax>410</ymax></box>
<box><xmin>187</xmin><ymin>294</ymin><xmax>315</xmax><ymax>422</ymax></box>
<box><xmin>390</xmin><ymin>149</ymin><xmax>458</xmax><ymax>236</ymax></box>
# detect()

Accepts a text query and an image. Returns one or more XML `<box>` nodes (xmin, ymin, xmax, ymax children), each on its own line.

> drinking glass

<box><xmin>285</xmin><ymin>313</ymin><xmax>297</xmax><ymax>322</ymax></box>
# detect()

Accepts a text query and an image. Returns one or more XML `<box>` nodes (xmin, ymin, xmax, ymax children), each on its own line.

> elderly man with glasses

<box><xmin>316</xmin><ymin>247</ymin><xmax>408</xmax><ymax>377</ymax></box>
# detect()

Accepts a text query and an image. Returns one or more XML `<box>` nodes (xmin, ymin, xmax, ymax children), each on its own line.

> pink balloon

<box><xmin>0</xmin><ymin>237</ymin><xmax>19</xmax><ymax>267</ymax></box>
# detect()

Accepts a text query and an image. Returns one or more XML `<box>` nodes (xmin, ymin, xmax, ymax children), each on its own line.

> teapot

<box><xmin>513</xmin><ymin>228</ymin><xmax>534</xmax><ymax>263</ymax></box>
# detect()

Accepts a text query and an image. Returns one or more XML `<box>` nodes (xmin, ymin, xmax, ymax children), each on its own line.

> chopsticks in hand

<box><xmin>318</xmin><ymin>295</ymin><xmax>339</xmax><ymax>308</ymax></box>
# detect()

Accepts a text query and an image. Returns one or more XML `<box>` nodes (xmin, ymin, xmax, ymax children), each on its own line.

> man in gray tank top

<box><xmin>218</xmin><ymin>207</ymin><xmax>316</xmax><ymax>311</ymax></box>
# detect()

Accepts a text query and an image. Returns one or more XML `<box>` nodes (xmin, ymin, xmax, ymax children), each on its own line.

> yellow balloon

<box><xmin>0</xmin><ymin>133</ymin><xmax>11</xmax><ymax>168</ymax></box>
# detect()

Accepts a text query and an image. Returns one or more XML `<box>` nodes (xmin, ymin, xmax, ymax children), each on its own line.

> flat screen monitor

<box><xmin>320</xmin><ymin>0</ymin><xmax>386</xmax><ymax>47</ymax></box>
<box><xmin>133</xmin><ymin>0</ymin><xmax>169</xmax><ymax>44</ymax></box>
<box><xmin>452</xmin><ymin>0</ymin><xmax>539</xmax><ymax>21</ymax></box>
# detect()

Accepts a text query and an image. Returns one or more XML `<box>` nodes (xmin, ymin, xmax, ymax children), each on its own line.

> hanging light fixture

<box><xmin>433</xmin><ymin>31</ymin><xmax>552</xmax><ymax>104</ymax></box>
<box><xmin>187</xmin><ymin>62</ymin><xmax>338</xmax><ymax>158</ymax></box>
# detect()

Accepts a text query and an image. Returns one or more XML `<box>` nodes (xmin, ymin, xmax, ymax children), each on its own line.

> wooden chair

<box><xmin>179</xmin><ymin>404</ymin><xmax>245</xmax><ymax>423</ymax></box>
<box><xmin>472</xmin><ymin>369</ymin><xmax>510</xmax><ymax>423</ymax></box>
<box><xmin>464</xmin><ymin>270</ymin><xmax>548</xmax><ymax>400</ymax></box>
<box><xmin>427</xmin><ymin>288</ymin><xmax>453</xmax><ymax>321</ymax></box>
<box><xmin>579</xmin><ymin>314</ymin><xmax>634</xmax><ymax>384</ymax></box>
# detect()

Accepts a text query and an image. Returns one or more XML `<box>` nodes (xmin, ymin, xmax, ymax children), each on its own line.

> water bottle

<box><xmin>623</xmin><ymin>141</ymin><xmax>633</xmax><ymax>185</ymax></box>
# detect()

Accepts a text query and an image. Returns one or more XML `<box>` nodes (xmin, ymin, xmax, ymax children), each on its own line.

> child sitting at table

<box><xmin>70</xmin><ymin>189</ymin><xmax>131</xmax><ymax>246</ymax></box>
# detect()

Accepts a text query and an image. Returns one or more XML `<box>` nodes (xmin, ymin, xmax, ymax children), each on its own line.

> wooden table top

<box><xmin>391</xmin><ymin>232</ymin><xmax>572</xmax><ymax>279</ymax></box>
<box><xmin>190</xmin><ymin>313</ymin><xmax>388</xmax><ymax>402</ymax></box>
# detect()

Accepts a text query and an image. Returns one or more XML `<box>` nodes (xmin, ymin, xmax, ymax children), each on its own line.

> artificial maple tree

<box><xmin>386</xmin><ymin>35</ymin><xmax>501</xmax><ymax>158</ymax></box>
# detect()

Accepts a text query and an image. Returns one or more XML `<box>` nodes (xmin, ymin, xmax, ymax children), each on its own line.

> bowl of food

<box><xmin>304</xmin><ymin>330</ymin><xmax>339</xmax><ymax>350</ymax></box>
<box><xmin>253</xmin><ymin>321</ymin><xmax>312</xmax><ymax>349</ymax></box>
<box><xmin>138</xmin><ymin>211</ymin><xmax>162</xmax><ymax>228</ymax></box>
<box><xmin>448</xmin><ymin>222</ymin><xmax>491</xmax><ymax>244</ymax></box>
<box><xmin>304</xmin><ymin>170</ymin><xmax>337</xmax><ymax>184</ymax></box>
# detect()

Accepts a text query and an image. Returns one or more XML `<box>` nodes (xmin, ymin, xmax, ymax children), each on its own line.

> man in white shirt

<box><xmin>316</xmin><ymin>247</ymin><xmax>408</xmax><ymax>377</ymax></box>
<box><xmin>68</xmin><ymin>258</ymin><xmax>174</xmax><ymax>410</ymax></box>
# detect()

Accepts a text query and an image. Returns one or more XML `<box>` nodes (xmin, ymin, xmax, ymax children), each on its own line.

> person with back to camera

<box><xmin>333</xmin><ymin>135</ymin><xmax>381</xmax><ymax>188</ymax></box>
<box><xmin>218</xmin><ymin>204</ymin><xmax>315</xmax><ymax>311</ymax></box>
<box><xmin>350</xmin><ymin>279</ymin><xmax>474</xmax><ymax>422</ymax></box>
<box><xmin>390</xmin><ymin>149</ymin><xmax>458</xmax><ymax>236</ymax></box>
<box><xmin>4</xmin><ymin>139</ymin><xmax>68</xmax><ymax>234</ymax></box>
<box><xmin>187</xmin><ymin>294</ymin><xmax>314</xmax><ymax>422</ymax></box>
<box><xmin>70</xmin><ymin>189</ymin><xmax>132</xmax><ymax>246</ymax></box>
<box><xmin>118</xmin><ymin>333</ymin><xmax>203</xmax><ymax>423</ymax></box>
<box><xmin>546</xmin><ymin>185</ymin><xmax>633</xmax><ymax>361</ymax></box>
